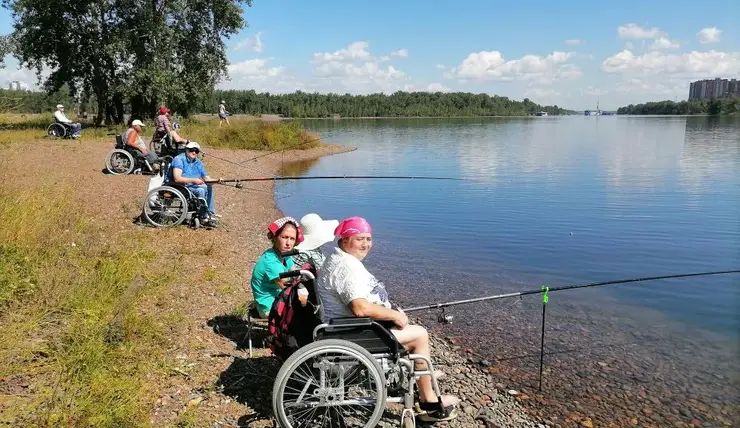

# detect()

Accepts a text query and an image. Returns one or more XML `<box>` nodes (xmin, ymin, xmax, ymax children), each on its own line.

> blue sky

<box><xmin>1</xmin><ymin>0</ymin><xmax>739</xmax><ymax>110</ymax></box>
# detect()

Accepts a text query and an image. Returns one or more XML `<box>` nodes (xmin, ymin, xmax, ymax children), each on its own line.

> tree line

<box><xmin>0</xmin><ymin>86</ymin><xmax>572</xmax><ymax>118</ymax></box>
<box><xmin>1</xmin><ymin>0</ymin><xmax>254</xmax><ymax>125</ymax></box>
<box><xmin>617</xmin><ymin>97</ymin><xmax>740</xmax><ymax>116</ymax></box>
<box><xmin>195</xmin><ymin>90</ymin><xmax>571</xmax><ymax>117</ymax></box>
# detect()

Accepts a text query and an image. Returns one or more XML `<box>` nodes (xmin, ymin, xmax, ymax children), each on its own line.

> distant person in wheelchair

<box><xmin>316</xmin><ymin>216</ymin><xmax>459</xmax><ymax>422</ymax></box>
<box><xmin>153</xmin><ymin>106</ymin><xmax>188</xmax><ymax>149</ymax></box>
<box><xmin>167</xmin><ymin>141</ymin><xmax>220</xmax><ymax>224</ymax></box>
<box><xmin>54</xmin><ymin>104</ymin><xmax>81</xmax><ymax>138</ymax></box>
<box><xmin>123</xmin><ymin>119</ymin><xmax>161</xmax><ymax>170</ymax></box>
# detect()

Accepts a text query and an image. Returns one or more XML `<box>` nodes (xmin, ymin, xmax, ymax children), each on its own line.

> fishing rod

<box><xmin>403</xmin><ymin>269</ymin><xmax>740</xmax><ymax>314</ymax></box>
<box><xmin>400</xmin><ymin>268</ymin><xmax>740</xmax><ymax>392</ymax></box>
<box><xmin>206</xmin><ymin>175</ymin><xmax>469</xmax><ymax>183</ymax></box>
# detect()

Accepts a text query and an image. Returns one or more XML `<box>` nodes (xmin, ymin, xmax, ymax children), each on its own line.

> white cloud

<box><xmin>617</xmin><ymin>23</ymin><xmax>665</xmax><ymax>39</ymax></box>
<box><xmin>565</xmin><ymin>39</ymin><xmax>582</xmax><ymax>46</ymax></box>
<box><xmin>233</xmin><ymin>32</ymin><xmax>264</xmax><ymax>53</ymax></box>
<box><xmin>312</xmin><ymin>41</ymin><xmax>372</xmax><ymax>64</ymax></box>
<box><xmin>524</xmin><ymin>87</ymin><xmax>561</xmax><ymax>98</ymax></box>
<box><xmin>227</xmin><ymin>58</ymin><xmax>285</xmax><ymax>77</ymax></box>
<box><xmin>697</xmin><ymin>27</ymin><xmax>722</xmax><ymax>44</ymax></box>
<box><xmin>391</xmin><ymin>49</ymin><xmax>409</xmax><ymax>58</ymax></box>
<box><xmin>650</xmin><ymin>37</ymin><xmax>681</xmax><ymax>50</ymax></box>
<box><xmin>0</xmin><ymin>56</ymin><xmax>47</xmax><ymax>90</ymax></box>
<box><xmin>601</xmin><ymin>49</ymin><xmax>740</xmax><ymax>78</ymax></box>
<box><xmin>448</xmin><ymin>50</ymin><xmax>581</xmax><ymax>84</ymax></box>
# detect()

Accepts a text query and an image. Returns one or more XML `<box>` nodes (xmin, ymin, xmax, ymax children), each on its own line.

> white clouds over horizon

<box><xmin>2</xmin><ymin>19</ymin><xmax>738</xmax><ymax>110</ymax></box>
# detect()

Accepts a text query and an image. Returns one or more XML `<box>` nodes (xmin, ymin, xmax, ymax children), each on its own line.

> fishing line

<box><xmin>402</xmin><ymin>269</ymin><xmax>740</xmax><ymax>313</ymax></box>
<box><xmin>208</xmin><ymin>175</ymin><xmax>469</xmax><ymax>183</ymax></box>
<box><xmin>238</xmin><ymin>137</ymin><xmax>324</xmax><ymax>164</ymax></box>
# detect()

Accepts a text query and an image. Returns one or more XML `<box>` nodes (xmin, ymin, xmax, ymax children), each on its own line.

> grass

<box><xmin>0</xmin><ymin>186</ymin><xmax>174</xmax><ymax>427</ymax></box>
<box><xmin>0</xmin><ymin>113</ymin><xmax>323</xmax><ymax>152</ymax></box>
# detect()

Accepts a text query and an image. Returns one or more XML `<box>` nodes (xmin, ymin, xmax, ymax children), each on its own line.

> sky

<box><xmin>1</xmin><ymin>0</ymin><xmax>739</xmax><ymax>111</ymax></box>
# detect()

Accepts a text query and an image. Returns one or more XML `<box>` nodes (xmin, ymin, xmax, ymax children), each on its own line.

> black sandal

<box><xmin>416</xmin><ymin>399</ymin><xmax>458</xmax><ymax>422</ymax></box>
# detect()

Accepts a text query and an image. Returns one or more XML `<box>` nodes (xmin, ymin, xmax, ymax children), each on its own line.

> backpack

<box><xmin>266</xmin><ymin>265</ymin><xmax>321</xmax><ymax>362</ymax></box>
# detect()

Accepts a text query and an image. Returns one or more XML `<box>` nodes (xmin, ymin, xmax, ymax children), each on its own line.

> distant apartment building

<box><xmin>689</xmin><ymin>78</ymin><xmax>740</xmax><ymax>100</ymax></box>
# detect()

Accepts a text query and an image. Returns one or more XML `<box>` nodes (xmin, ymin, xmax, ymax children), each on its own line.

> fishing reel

<box><xmin>437</xmin><ymin>308</ymin><xmax>453</xmax><ymax>325</ymax></box>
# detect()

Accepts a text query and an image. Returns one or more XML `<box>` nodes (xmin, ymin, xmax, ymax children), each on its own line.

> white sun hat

<box><xmin>295</xmin><ymin>213</ymin><xmax>339</xmax><ymax>250</ymax></box>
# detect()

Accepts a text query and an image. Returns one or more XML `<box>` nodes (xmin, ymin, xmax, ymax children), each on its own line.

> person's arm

<box><xmin>172</xmin><ymin>167</ymin><xmax>203</xmax><ymax>185</ymax></box>
<box><xmin>348</xmin><ymin>298</ymin><xmax>408</xmax><ymax>328</ymax></box>
<box><xmin>265</xmin><ymin>257</ymin><xmax>292</xmax><ymax>290</ymax></box>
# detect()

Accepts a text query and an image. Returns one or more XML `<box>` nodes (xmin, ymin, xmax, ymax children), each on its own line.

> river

<box><xmin>276</xmin><ymin>115</ymin><xmax>739</xmax><ymax>426</ymax></box>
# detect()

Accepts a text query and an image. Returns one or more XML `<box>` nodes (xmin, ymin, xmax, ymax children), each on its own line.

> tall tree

<box><xmin>2</xmin><ymin>0</ymin><xmax>252</xmax><ymax>124</ymax></box>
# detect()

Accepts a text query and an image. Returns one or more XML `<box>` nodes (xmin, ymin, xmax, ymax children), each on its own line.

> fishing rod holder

<box><xmin>437</xmin><ymin>308</ymin><xmax>454</xmax><ymax>325</ymax></box>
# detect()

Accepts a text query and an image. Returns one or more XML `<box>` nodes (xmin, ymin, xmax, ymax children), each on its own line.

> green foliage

<box><xmin>184</xmin><ymin>118</ymin><xmax>322</xmax><ymax>150</ymax></box>
<box><xmin>0</xmin><ymin>87</ymin><xmax>77</xmax><ymax>116</ymax></box>
<box><xmin>197</xmin><ymin>90</ymin><xmax>573</xmax><ymax>117</ymax></box>
<box><xmin>0</xmin><ymin>187</ymin><xmax>169</xmax><ymax>427</ymax></box>
<box><xmin>617</xmin><ymin>97</ymin><xmax>740</xmax><ymax>115</ymax></box>
<box><xmin>2</xmin><ymin>0</ymin><xmax>254</xmax><ymax>124</ymax></box>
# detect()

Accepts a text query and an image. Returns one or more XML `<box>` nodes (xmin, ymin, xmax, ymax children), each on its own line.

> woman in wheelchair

<box><xmin>250</xmin><ymin>217</ymin><xmax>305</xmax><ymax>318</ymax></box>
<box><xmin>124</xmin><ymin>119</ymin><xmax>160</xmax><ymax>168</ymax></box>
<box><xmin>316</xmin><ymin>216</ymin><xmax>459</xmax><ymax>422</ymax></box>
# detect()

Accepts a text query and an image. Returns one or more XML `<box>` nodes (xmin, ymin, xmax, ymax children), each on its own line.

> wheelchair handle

<box><xmin>279</xmin><ymin>249</ymin><xmax>300</xmax><ymax>258</ymax></box>
<box><xmin>279</xmin><ymin>269</ymin><xmax>316</xmax><ymax>281</ymax></box>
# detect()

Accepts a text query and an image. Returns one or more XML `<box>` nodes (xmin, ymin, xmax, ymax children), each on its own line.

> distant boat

<box><xmin>584</xmin><ymin>97</ymin><xmax>602</xmax><ymax>116</ymax></box>
<box><xmin>535</xmin><ymin>111</ymin><xmax>548</xmax><ymax>116</ymax></box>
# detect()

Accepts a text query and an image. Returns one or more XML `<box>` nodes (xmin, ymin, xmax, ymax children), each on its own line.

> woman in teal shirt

<box><xmin>250</xmin><ymin>217</ymin><xmax>304</xmax><ymax>317</ymax></box>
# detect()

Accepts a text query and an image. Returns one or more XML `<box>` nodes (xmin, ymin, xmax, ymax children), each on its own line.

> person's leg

<box><xmin>391</xmin><ymin>325</ymin><xmax>458</xmax><ymax>405</ymax></box>
<box><xmin>205</xmin><ymin>184</ymin><xmax>215</xmax><ymax>215</ymax></box>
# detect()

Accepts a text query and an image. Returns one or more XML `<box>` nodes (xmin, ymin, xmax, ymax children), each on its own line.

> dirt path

<box><xmin>1</xmin><ymin>135</ymin><xmax>352</xmax><ymax>427</ymax></box>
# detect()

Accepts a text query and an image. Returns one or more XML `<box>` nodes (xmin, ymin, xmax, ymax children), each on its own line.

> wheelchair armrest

<box><xmin>328</xmin><ymin>317</ymin><xmax>373</xmax><ymax>327</ymax></box>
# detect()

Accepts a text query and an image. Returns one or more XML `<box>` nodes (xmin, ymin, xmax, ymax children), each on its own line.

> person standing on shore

<box><xmin>218</xmin><ymin>100</ymin><xmax>230</xmax><ymax>127</ymax></box>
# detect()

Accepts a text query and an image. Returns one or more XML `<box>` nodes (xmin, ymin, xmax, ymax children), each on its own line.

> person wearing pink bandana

<box><xmin>250</xmin><ymin>217</ymin><xmax>304</xmax><ymax>317</ymax></box>
<box><xmin>316</xmin><ymin>216</ymin><xmax>459</xmax><ymax>422</ymax></box>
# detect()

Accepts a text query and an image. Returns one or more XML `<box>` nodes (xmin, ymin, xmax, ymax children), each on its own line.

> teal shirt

<box><xmin>250</xmin><ymin>248</ymin><xmax>294</xmax><ymax>315</ymax></box>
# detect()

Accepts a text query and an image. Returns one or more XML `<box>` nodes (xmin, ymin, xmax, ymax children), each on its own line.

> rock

<box><xmin>631</xmin><ymin>418</ymin><xmax>639</xmax><ymax>425</ymax></box>
<box><xmin>581</xmin><ymin>419</ymin><xmax>594</xmax><ymax>428</ymax></box>
<box><xmin>507</xmin><ymin>389</ymin><xmax>519</xmax><ymax>396</ymax></box>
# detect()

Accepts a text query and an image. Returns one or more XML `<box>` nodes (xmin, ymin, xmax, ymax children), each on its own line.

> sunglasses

<box><xmin>187</xmin><ymin>148</ymin><xmax>200</xmax><ymax>154</ymax></box>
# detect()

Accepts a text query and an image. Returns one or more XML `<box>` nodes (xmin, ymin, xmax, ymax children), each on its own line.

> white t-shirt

<box><xmin>54</xmin><ymin>110</ymin><xmax>71</xmax><ymax>123</ymax></box>
<box><xmin>316</xmin><ymin>245</ymin><xmax>392</xmax><ymax>320</ymax></box>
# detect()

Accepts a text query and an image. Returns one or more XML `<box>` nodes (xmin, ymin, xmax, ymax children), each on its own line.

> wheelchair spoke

<box><xmin>279</xmin><ymin>349</ymin><xmax>384</xmax><ymax>427</ymax></box>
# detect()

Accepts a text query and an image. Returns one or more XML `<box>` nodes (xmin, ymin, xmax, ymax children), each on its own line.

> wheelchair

<box><xmin>149</xmin><ymin>123</ymin><xmax>187</xmax><ymax>158</ymax></box>
<box><xmin>268</xmin><ymin>263</ymin><xmax>453</xmax><ymax>428</ymax></box>
<box><xmin>140</xmin><ymin>171</ymin><xmax>216</xmax><ymax>229</ymax></box>
<box><xmin>105</xmin><ymin>133</ymin><xmax>170</xmax><ymax>175</ymax></box>
<box><xmin>46</xmin><ymin>121</ymin><xmax>79</xmax><ymax>139</ymax></box>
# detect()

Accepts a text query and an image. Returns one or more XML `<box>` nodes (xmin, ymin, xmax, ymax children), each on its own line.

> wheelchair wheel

<box><xmin>105</xmin><ymin>149</ymin><xmax>135</xmax><ymax>175</ymax></box>
<box><xmin>47</xmin><ymin>123</ymin><xmax>66</xmax><ymax>139</ymax></box>
<box><xmin>272</xmin><ymin>339</ymin><xmax>387</xmax><ymax>428</ymax></box>
<box><xmin>142</xmin><ymin>186</ymin><xmax>188</xmax><ymax>227</ymax></box>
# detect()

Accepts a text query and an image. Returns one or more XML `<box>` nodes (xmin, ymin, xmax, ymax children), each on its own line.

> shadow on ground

<box><xmin>219</xmin><ymin>356</ymin><xmax>280</xmax><ymax>426</ymax></box>
<box><xmin>208</xmin><ymin>314</ymin><xmax>270</xmax><ymax>352</ymax></box>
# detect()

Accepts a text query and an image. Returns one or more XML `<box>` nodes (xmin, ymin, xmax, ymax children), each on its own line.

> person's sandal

<box><xmin>416</xmin><ymin>397</ymin><xmax>458</xmax><ymax>422</ymax></box>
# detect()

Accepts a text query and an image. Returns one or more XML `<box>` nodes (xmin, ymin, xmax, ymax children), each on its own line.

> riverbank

<box><xmin>0</xmin><ymin>134</ymin><xmax>542</xmax><ymax>427</ymax></box>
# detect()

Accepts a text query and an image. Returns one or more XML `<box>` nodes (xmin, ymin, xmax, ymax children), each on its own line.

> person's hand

<box><xmin>394</xmin><ymin>308</ymin><xmax>409</xmax><ymax>329</ymax></box>
<box><xmin>193</xmin><ymin>178</ymin><xmax>204</xmax><ymax>185</ymax></box>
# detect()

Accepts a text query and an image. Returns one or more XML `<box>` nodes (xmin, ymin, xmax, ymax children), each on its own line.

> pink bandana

<box><xmin>268</xmin><ymin>216</ymin><xmax>304</xmax><ymax>244</ymax></box>
<box><xmin>334</xmin><ymin>216</ymin><xmax>372</xmax><ymax>239</ymax></box>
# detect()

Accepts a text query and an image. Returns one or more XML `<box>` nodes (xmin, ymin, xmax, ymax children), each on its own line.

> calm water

<box><xmin>275</xmin><ymin>116</ymin><xmax>740</xmax><ymax>340</ymax></box>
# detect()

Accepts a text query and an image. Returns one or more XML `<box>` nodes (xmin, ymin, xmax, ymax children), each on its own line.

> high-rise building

<box><xmin>689</xmin><ymin>78</ymin><xmax>739</xmax><ymax>100</ymax></box>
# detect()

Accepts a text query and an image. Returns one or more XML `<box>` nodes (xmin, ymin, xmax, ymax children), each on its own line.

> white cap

<box><xmin>131</xmin><ymin>119</ymin><xmax>145</xmax><ymax>127</ymax></box>
<box><xmin>56</xmin><ymin>104</ymin><xmax>64</xmax><ymax>109</ymax></box>
<box><xmin>185</xmin><ymin>141</ymin><xmax>201</xmax><ymax>150</ymax></box>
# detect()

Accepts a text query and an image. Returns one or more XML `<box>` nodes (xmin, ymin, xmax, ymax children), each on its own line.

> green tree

<box><xmin>2</xmin><ymin>0</ymin><xmax>252</xmax><ymax>124</ymax></box>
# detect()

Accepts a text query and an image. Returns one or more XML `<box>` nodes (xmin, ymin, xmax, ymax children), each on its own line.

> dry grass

<box><xmin>0</xmin><ymin>113</ymin><xmax>321</xmax><ymax>152</ymax></box>
<box><xmin>0</xmin><ymin>187</ymin><xmax>175</xmax><ymax>427</ymax></box>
